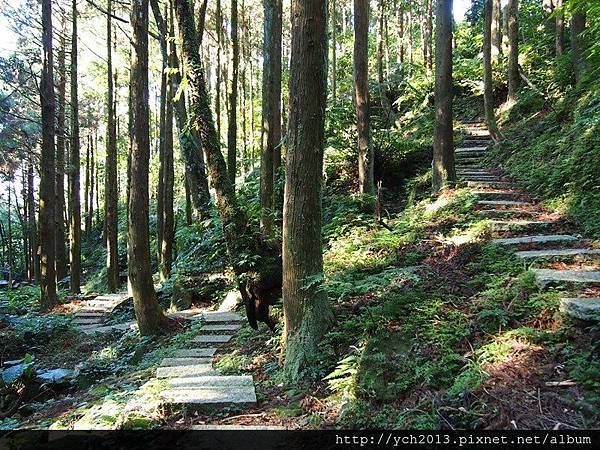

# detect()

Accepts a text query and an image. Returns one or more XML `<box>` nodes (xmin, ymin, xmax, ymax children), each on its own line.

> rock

<box><xmin>72</xmin><ymin>400</ymin><xmax>122</xmax><ymax>430</ymax></box>
<box><xmin>37</xmin><ymin>368</ymin><xmax>75</xmax><ymax>385</ymax></box>
<box><xmin>171</xmin><ymin>273</ymin><xmax>229</xmax><ymax>311</ymax></box>
<box><xmin>560</xmin><ymin>298</ymin><xmax>600</xmax><ymax>321</ymax></box>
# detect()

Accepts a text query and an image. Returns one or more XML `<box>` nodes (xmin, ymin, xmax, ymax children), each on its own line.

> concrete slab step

<box><xmin>478</xmin><ymin>200</ymin><xmax>531</xmax><ymax>207</ymax></box>
<box><xmin>174</xmin><ymin>348</ymin><xmax>218</xmax><ymax>358</ymax></box>
<box><xmin>559</xmin><ymin>297</ymin><xmax>600</xmax><ymax>321</ymax></box>
<box><xmin>160</xmin><ymin>357</ymin><xmax>213</xmax><ymax>367</ymax></box>
<box><xmin>515</xmin><ymin>248</ymin><xmax>600</xmax><ymax>260</ymax></box>
<box><xmin>200</xmin><ymin>324</ymin><xmax>242</xmax><ymax>332</ymax></box>
<box><xmin>488</xmin><ymin>220</ymin><xmax>556</xmax><ymax>231</ymax></box>
<box><xmin>492</xmin><ymin>234</ymin><xmax>578</xmax><ymax>246</ymax></box>
<box><xmin>467</xmin><ymin>181</ymin><xmax>514</xmax><ymax>189</ymax></box>
<box><xmin>456</xmin><ymin>146</ymin><xmax>488</xmax><ymax>153</ymax></box>
<box><xmin>199</xmin><ymin>312</ymin><xmax>245</xmax><ymax>323</ymax></box>
<box><xmin>189</xmin><ymin>425</ymin><xmax>286</xmax><ymax>430</ymax></box>
<box><xmin>192</xmin><ymin>335</ymin><xmax>233</xmax><ymax>344</ymax></box>
<box><xmin>74</xmin><ymin>311</ymin><xmax>105</xmax><ymax>318</ymax></box>
<box><xmin>166</xmin><ymin>375</ymin><xmax>254</xmax><ymax>388</ymax></box>
<box><xmin>72</xmin><ymin>318</ymin><xmax>104</xmax><ymax>325</ymax></box>
<box><xmin>532</xmin><ymin>269</ymin><xmax>600</xmax><ymax>288</ymax></box>
<box><xmin>160</xmin><ymin>387</ymin><xmax>257</xmax><ymax>406</ymax></box>
<box><xmin>156</xmin><ymin>364</ymin><xmax>220</xmax><ymax>378</ymax></box>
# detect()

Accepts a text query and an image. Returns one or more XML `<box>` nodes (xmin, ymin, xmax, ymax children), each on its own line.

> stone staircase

<box><xmin>156</xmin><ymin>311</ymin><xmax>257</xmax><ymax>408</ymax></box>
<box><xmin>458</xmin><ymin>121</ymin><xmax>600</xmax><ymax>322</ymax></box>
<box><xmin>73</xmin><ymin>293</ymin><xmax>132</xmax><ymax>334</ymax></box>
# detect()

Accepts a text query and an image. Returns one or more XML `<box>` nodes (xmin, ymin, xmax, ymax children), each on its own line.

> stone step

<box><xmin>463</xmin><ymin>176</ymin><xmax>502</xmax><ymax>181</ymax></box>
<box><xmin>74</xmin><ymin>311</ymin><xmax>105</xmax><ymax>318</ymax></box>
<box><xmin>156</xmin><ymin>364</ymin><xmax>220</xmax><ymax>378</ymax></box>
<box><xmin>477</xmin><ymin>200</ymin><xmax>531</xmax><ymax>207</ymax></box>
<box><xmin>160</xmin><ymin>387</ymin><xmax>257</xmax><ymax>406</ymax></box>
<box><xmin>488</xmin><ymin>220</ymin><xmax>555</xmax><ymax>231</ymax></box>
<box><xmin>199</xmin><ymin>312</ymin><xmax>245</xmax><ymax>323</ymax></box>
<box><xmin>559</xmin><ymin>298</ymin><xmax>600</xmax><ymax>321</ymax></box>
<box><xmin>160</xmin><ymin>357</ymin><xmax>213</xmax><ymax>367</ymax></box>
<box><xmin>192</xmin><ymin>335</ymin><xmax>233</xmax><ymax>344</ymax></box>
<box><xmin>190</xmin><ymin>425</ymin><xmax>286</xmax><ymax>430</ymax></box>
<box><xmin>200</xmin><ymin>324</ymin><xmax>242</xmax><ymax>332</ymax></box>
<box><xmin>166</xmin><ymin>375</ymin><xmax>254</xmax><ymax>388</ymax></box>
<box><xmin>472</xmin><ymin>190</ymin><xmax>521</xmax><ymax>197</ymax></box>
<box><xmin>72</xmin><ymin>318</ymin><xmax>104</xmax><ymax>325</ymax></box>
<box><xmin>515</xmin><ymin>248</ymin><xmax>600</xmax><ymax>260</ymax></box>
<box><xmin>478</xmin><ymin>209</ymin><xmax>537</xmax><ymax>218</ymax></box>
<box><xmin>174</xmin><ymin>348</ymin><xmax>218</xmax><ymax>358</ymax></box>
<box><xmin>492</xmin><ymin>234</ymin><xmax>578</xmax><ymax>246</ymax></box>
<box><xmin>532</xmin><ymin>269</ymin><xmax>600</xmax><ymax>288</ymax></box>
<box><xmin>467</xmin><ymin>181</ymin><xmax>514</xmax><ymax>189</ymax></box>
<box><xmin>456</xmin><ymin>146</ymin><xmax>488</xmax><ymax>153</ymax></box>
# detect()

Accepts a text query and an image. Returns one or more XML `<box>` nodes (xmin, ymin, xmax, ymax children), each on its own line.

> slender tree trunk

<box><xmin>506</xmin><ymin>0</ymin><xmax>519</xmax><ymax>104</ymax></box>
<box><xmin>84</xmin><ymin>135</ymin><xmax>90</xmax><ymax>237</ymax></box>
<box><xmin>425</xmin><ymin>0</ymin><xmax>433</xmax><ymax>72</ymax></box>
<box><xmin>491</xmin><ymin>0</ymin><xmax>501</xmax><ymax>63</ymax></box>
<box><xmin>21</xmin><ymin>167</ymin><xmax>29</xmax><ymax>278</ymax></box>
<box><xmin>354</xmin><ymin>0</ymin><xmax>374</xmax><ymax>195</ymax></box>
<box><xmin>39</xmin><ymin>0</ymin><xmax>57</xmax><ymax>310</ymax></box>
<box><xmin>184</xmin><ymin>174</ymin><xmax>192</xmax><ymax>225</ymax></box>
<box><xmin>160</xmin><ymin>0</ymin><xmax>176</xmax><ymax>281</ymax></box>
<box><xmin>69</xmin><ymin>0</ymin><xmax>82</xmax><ymax>294</ymax></box>
<box><xmin>89</xmin><ymin>132</ymin><xmax>95</xmax><ymax>234</ymax></box>
<box><xmin>156</xmin><ymin>54</ymin><xmax>167</xmax><ymax>265</ymax></box>
<box><xmin>396</xmin><ymin>2</ymin><xmax>404</xmax><ymax>64</ymax></box>
<box><xmin>105</xmin><ymin>0</ymin><xmax>119</xmax><ymax>292</ymax></box>
<box><xmin>377</xmin><ymin>0</ymin><xmax>394</xmax><ymax>126</ymax></box>
<box><xmin>555</xmin><ymin>0</ymin><xmax>564</xmax><ymax>56</ymax></box>
<box><xmin>408</xmin><ymin>6</ymin><xmax>414</xmax><ymax>67</ymax></box>
<box><xmin>376</xmin><ymin>0</ymin><xmax>385</xmax><ymax>83</ymax></box>
<box><xmin>331</xmin><ymin>1</ymin><xmax>337</xmax><ymax>100</ymax></box>
<box><xmin>7</xmin><ymin>186</ymin><xmax>13</xmax><ymax>288</ymax></box>
<box><xmin>129</xmin><ymin>0</ymin><xmax>168</xmax><ymax>335</ymax></box>
<box><xmin>570</xmin><ymin>11</ymin><xmax>586</xmax><ymax>85</ymax></box>
<box><xmin>27</xmin><ymin>159</ymin><xmax>38</xmax><ymax>282</ymax></box>
<box><xmin>227</xmin><ymin>0</ymin><xmax>239</xmax><ymax>185</ymax></box>
<box><xmin>260</xmin><ymin>0</ymin><xmax>282</xmax><ymax>237</ymax></box>
<box><xmin>55</xmin><ymin>24</ymin><xmax>68</xmax><ymax>281</ymax></box>
<box><xmin>432</xmin><ymin>0</ymin><xmax>454</xmax><ymax>192</ymax></box>
<box><xmin>216</xmin><ymin>0</ymin><xmax>222</xmax><ymax>140</ymax></box>
<box><xmin>282</xmin><ymin>0</ymin><xmax>332</xmax><ymax>381</ymax></box>
<box><xmin>483</xmin><ymin>0</ymin><xmax>500</xmax><ymax>141</ymax></box>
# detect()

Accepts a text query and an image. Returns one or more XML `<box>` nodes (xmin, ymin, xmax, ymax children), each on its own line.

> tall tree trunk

<box><xmin>483</xmin><ymin>0</ymin><xmax>500</xmax><ymax>141</ymax></box>
<box><xmin>216</xmin><ymin>0</ymin><xmax>222</xmax><ymax>140</ymax></box>
<box><xmin>55</xmin><ymin>24</ymin><xmax>68</xmax><ymax>281</ymax></box>
<box><xmin>407</xmin><ymin>5</ymin><xmax>414</xmax><ymax>67</ymax></box>
<box><xmin>377</xmin><ymin>0</ymin><xmax>394</xmax><ymax>126</ymax></box>
<box><xmin>69</xmin><ymin>0</ymin><xmax>82</xmax><ymax>294</ymax></box>
<box><xmin>555</xmin><ymin>0</ymin><xmax>564</xmax><ymax>56</ymax></box>
<box><xmin>27</xmin><ymin>158</ymin><xmax>38</xmax><ymax>281</ymax></box>
<box><xmin>396</xmin><ymin>2</ymin><xmax>404</xmax><ymax>64</ymax></box>
<box><xmin>506</xmin><ymin>0</ymin><xmax>519</xmax><ymax>104</ymax></box>
<box><xmin>7</xmin><ymin>186</ymin><xmax>13</xmax><ymax>288</ymax></box>
<box><xmin>570</xmin><ymin>11</ymin><xmax>586</xmax><ymax>85</ymax></box>
<box><xmin>227</xmin><ymin>0</ymin><xmax>239</xmax><ymax>185</ymax></box>
<box><xmin>89</xmin><ymin>132</ymin><xmax>96</xmax><ymax>234</ymax></box>
<box><xmin>425</xmin><ymin>0</ymin><xmax>433</xmax><ymax>72</ymax></box>
<box><xmin>260</xmin><ymin>0</ymin><xmax>282</xmax><ymax>237</ymax></box>
<box><xmin>491</xmin><ymin>0</ymin><xmax>501</xmax><ymax>63</ymax></box>
<box><xmin>84</xmin><ymin>135</ymin><xmax>90</xmax><ymax>237</ymax></box>
<box><xmin>106</xmin><ymin>0</ymin><xmax>119</xmax><ymax>292</ymax></box>
<box><xmin>282</xmin><ymin>0</ymin><xmax>332</xmax><ymax>381</ymax></box>
<box><xmin>354</xmin><ymin>0</ymin><xmax>374</xmax><ymax>195</ymax></box>
<box><xmin>432</xmin><ymin>0</ymin><xmax>454</xmax><ymax>192</ymax></box>
<box><xmin>39</xmin><ymin>0</ymin><xmax>57</xmax><ymax>310</ymax></box>
<box><xmin>20</xmin><ymin>167</ymin><xmax>29</xmax><ymax>278</ymax></box>
<box><xmin>129</xmin><ymin>0</ymin><xmax>168</xmax><ymax>335</ymax></box>
<box><xmin>160</xmin><ymin>0</ymin><xmax>176</xmax><ymax>281</ymax></box>
<box><xmin>331</xmin><ymin>0</ymin><xmax>337</xmax><ymax>100</ymax></box>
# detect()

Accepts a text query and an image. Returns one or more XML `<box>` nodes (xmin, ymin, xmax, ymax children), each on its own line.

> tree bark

<box><xmin>331</xmin><ymin>0</ymin><xmax>337</xmax><ymax>100</ymax></box>
<box><xmin>432</xmin><ymin>0</ymin><xmax>455</xmax><ymax>192</ymax></box>
<box><xmin>129</xmin><ymin>0</ymin><xmax>168</xmax><ymax>335</ymax></box>
<box><xmin>227</xmin><ymin>0</ymin><xmax>239</xmax><ymax>185</ymax></box>
<box><xmin>376</xmin><ymin>0</ymin><xmax>394</xmax><ymax>126</ymax></box>
<box><xmin>354</xmin><ymin>0</ymin><xmax>374</xmax><ymax>195</ymax></box>
<box><xmin>491</xmin><ymin>0</ymin><xmax>501</xmax><ymax>63</ymax></box>
<box><xmin>55</xmin><ymin>24</ymin><xmax>68</xmax><ymax>281</ymax></box>
<box><xmin>84</xmin><ymin>135</ymin><xmax>90</xmax><ymax>237</ymax></box>
<box><xmin>555</xmin><ymin>0</ymin><xmax>564</xmax><ymax>56</ymax></box>
<box><xmin>396</xmin><ymin>2</ymin><xmax>404</xmax><ymax>64</ymax></box>
<box><xmin>216</xmin><ymin>0</ymin><xmax>222</xmax><ymax>140</ymax></box>
<box><xmin>27</xmin><ymin>158</ymin><xmax>39</xmax><ymax>281</ymax></box>
<box><xmin>506</xmin><ymin>0</ymin><xmax>519</xmax><ymax>104</ymax></box>
<box><xmin>69</xmin><ymin>0</ymin><xmax>82</xmax><ymax>295</ymax></box>
<box><xmin>39</xmin><ymin>0</ymin><xmax>57</xmax><ymax>310</ymax></box>
<box><xmin>105</xmin><ymin>0</ymin><xmax>119</xmax><ymax>292</ymax></box>
<box><xmin>282</xmin><ymin>0</ymin><xmax>332</xmax><ymax>381</ymax></box>
<box><xmin>483</xmin><ymin>0</ymin><xmax>500</xmax><ymax>142</ymax></box>
<box><xmin>260</xmin><ymin>0</ymin><xmax>282</xmax><ymax>237</ymax></box>
<box><xmin>570</xmin><ymin>11</ymin><xmax>586</xmax><ymax>85</ymax></box>
<box><xmin>424</xmin><ymin>0</ymin><xmax>433</xmax><ymax>72</ymax></box>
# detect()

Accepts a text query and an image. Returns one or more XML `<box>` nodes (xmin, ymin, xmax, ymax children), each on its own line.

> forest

<box><xmin>0</xmin><ymin>0</ymin><xmax>599</xmax><ymax>438</ymax></box>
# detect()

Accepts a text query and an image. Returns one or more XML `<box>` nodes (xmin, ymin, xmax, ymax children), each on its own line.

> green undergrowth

<box><xmin>491</xmin><ymin>82</ymin><xmax>600</xmax><ymax>237</ymax></box>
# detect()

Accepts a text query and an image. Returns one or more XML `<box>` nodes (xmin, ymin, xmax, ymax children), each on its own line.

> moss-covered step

<box><xmin>166</xmin><ymin>375</ymin><xmax>254</xmax><ymax>388</ymax></box>
<box><xmin>159</xmin><ymin>357</ymin><xmax>213</xmax><ymax>367</ymax></box>
<box><xmin>532</xmin><ymin>269</ymin><xmax>600</xmax><ymax>288</ymax></box>
<box><xmin>174</xmin><ymin>348</ymin><xmax>218</xmax><ymax>358</ymax></box>
<box><xmin>160</xmin><ymin>386</ymin><xmax>257</xmax><ymax>406</ymax></box>
<box><xmin>478</xmin><ymin>200</ymin><xmax>531</xmax><ymax>207</ymax></box>
<box><xmin>559</xmin><ymin>297</ymin><xmax>600</xmax><ymax>321</ymax></box>
<box><xmin>487</xmin><ymin>220</ymin><xmax>555</xmax><ymax>231</ymax></box>
<box><xmin>515</xmin><ymin>248</ymin><xmax>600</xmax><ymax>260</ymax></box>
<box><xmin>492</xmin><ymin>234</ymin><xmax>578</xmax><ymax>245</ymax></box>
<box><xmin>156</xmin><ymin>364</ymin><xmax>219</xmax><ymax>378</ymax></box>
